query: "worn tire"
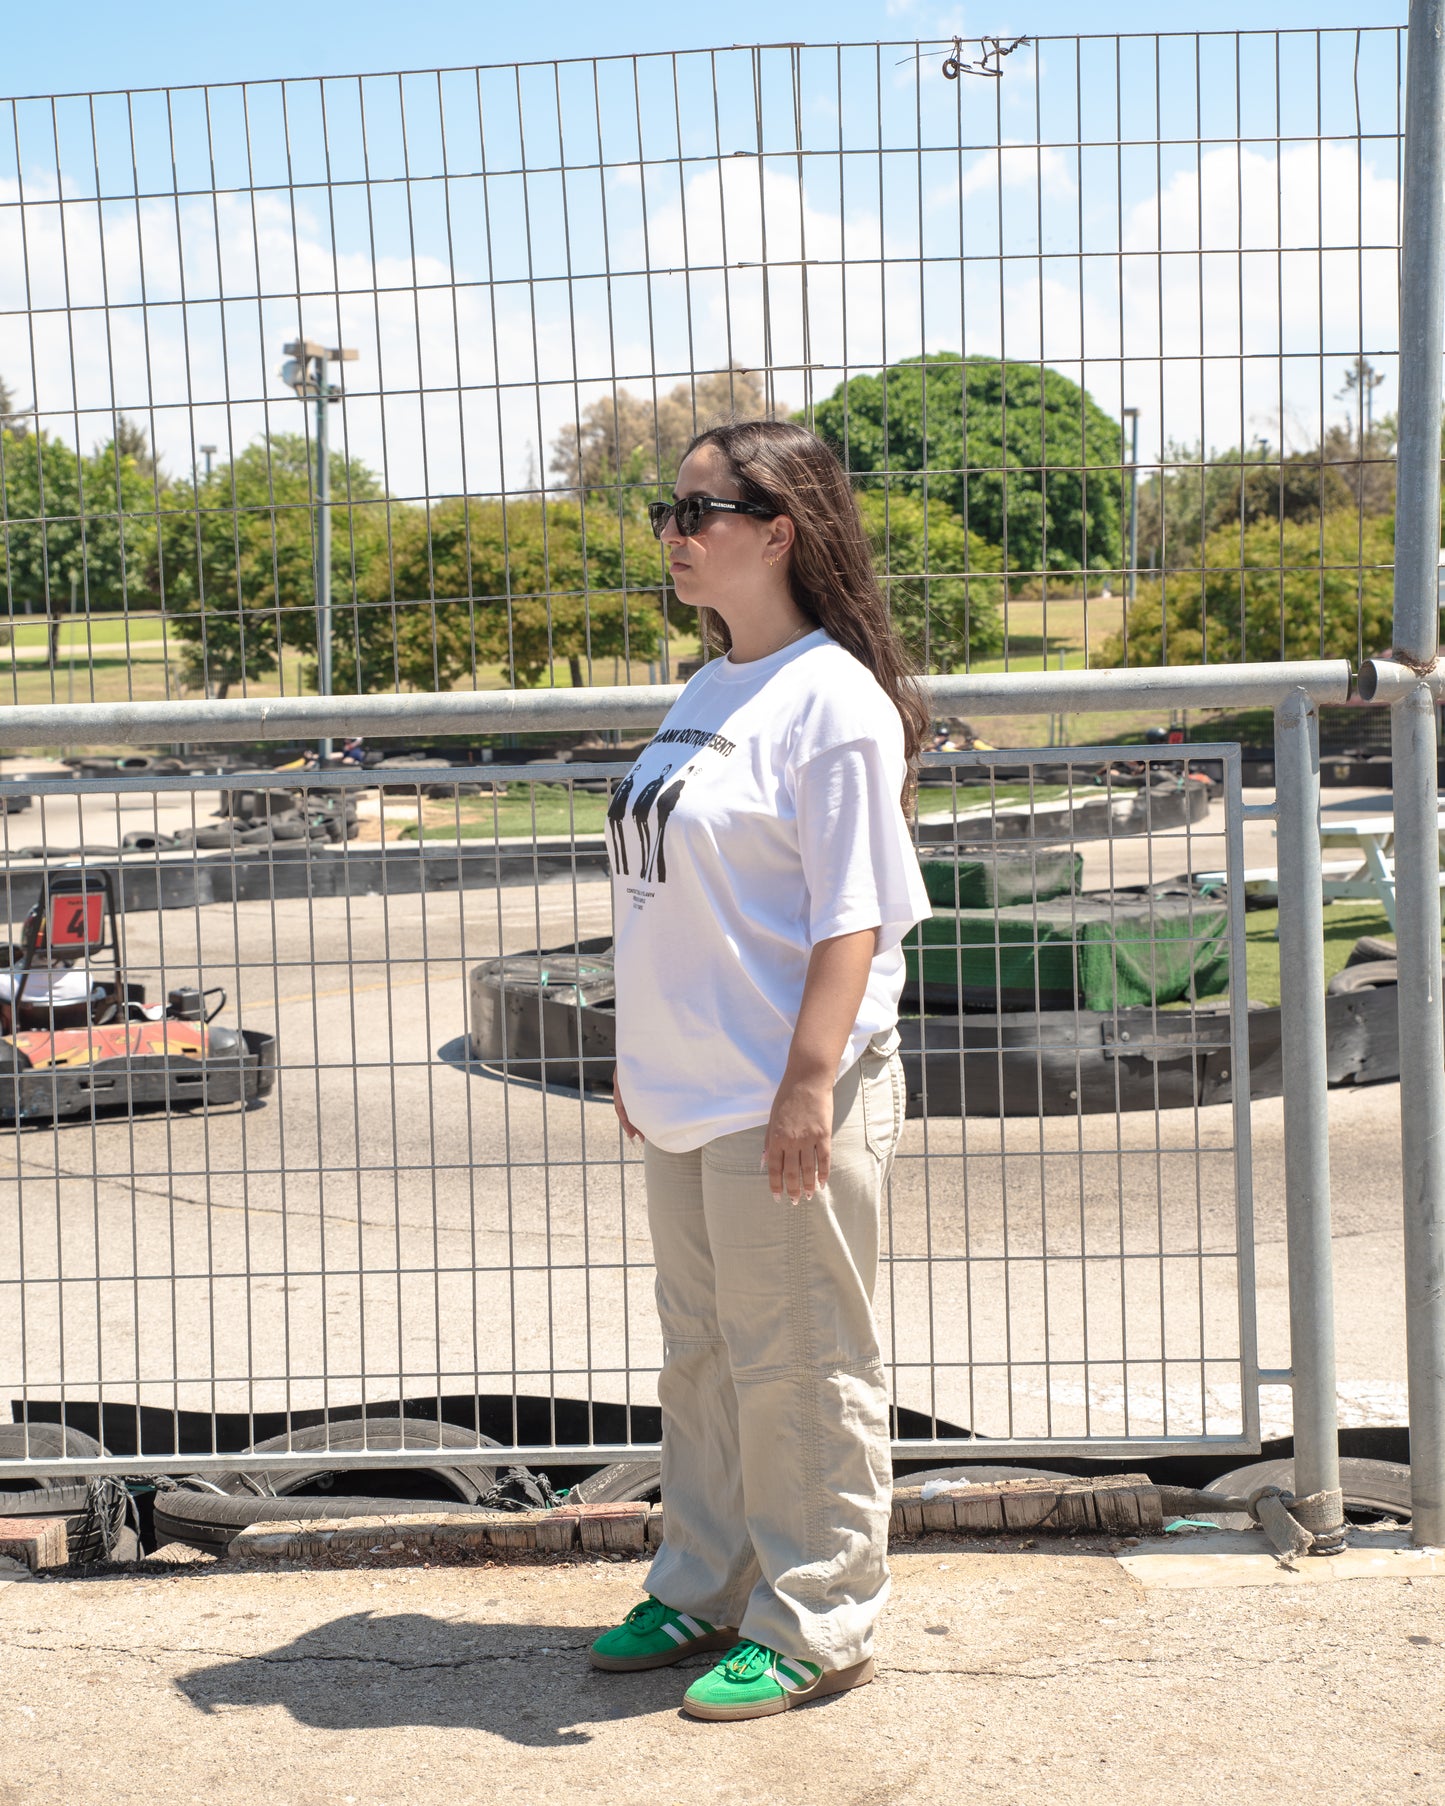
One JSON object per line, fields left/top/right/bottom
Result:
{"left": 0, "top": 1422, "right": 105, "bottom": 1472}
{"left": 0, "top": 1425, "right": 107, "bottom": 1534}
{"left": 569, "top": 1461, "right": 662, "bottom": 1505}
{"left": 1202, "top": 1456, "right": 1412, "bottom": 1528}
{"left": 209, "top": 1415, "right": 501, "bottom": 1505}
{"left": 569, "top": 1459, "right": 1073, "bottom": 1507}
{"left": 153, "top": 1485, "right": 491, "bottom": 1552}
{"left": 1346, "top": 934, "right": 1398, "bottom": 969}
{"left": 1326, "top": 960, "right": 1399, "bottom": 995}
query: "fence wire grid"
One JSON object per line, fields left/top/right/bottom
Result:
{"left": 0, "top": 29, "right": 1405, "bottom": 718}
{"left": 0, "top": 747, "right": 1259, "bottom": 1471}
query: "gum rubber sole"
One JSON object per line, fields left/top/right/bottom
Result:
{"left": 681, "top": 1655, "right": 876, "bottom": 1721}
{"left": 589, "top": 1627, "right": 740, "bottom": 1672}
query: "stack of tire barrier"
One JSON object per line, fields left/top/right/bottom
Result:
{"left": 118, "top": 787, "right": 359, "bottom": 853}
{"left": 152, "top": 1414, "right": 506, "bottom": 1552}
{"left": 469, "top": 917, "right": 1415, "bottom": 1117}
{"left": 0, "top": 1425, "right": 139, "bottom": 1563}
{"left": 917, "top": 776, "right": 1210, "bottom": 845}
{"left": 371, "top": 752, "right": 498, "bottom": 798}
{"left": 907, "top": 849, "right": 1230, "bottom": 1012}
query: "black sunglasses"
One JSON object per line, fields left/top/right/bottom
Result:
{"left": 648, "top": 495, "right": 776, "bottom": 539}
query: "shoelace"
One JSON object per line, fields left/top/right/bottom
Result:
{"left": 622, "top": 1596, "right": 668, "bottom": 1633}
{"left": 720, "top": 1640, "right": 773, "bottom": 1682}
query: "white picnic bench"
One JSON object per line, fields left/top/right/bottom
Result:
{"left": 1199, "top": 806, "right": 1445, "bottom": 930}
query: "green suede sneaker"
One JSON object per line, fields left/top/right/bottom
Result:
{"left": 589, "top": 1596, "right": 739, "bottom": 1672}
{"left": 681, "top": 1640, "right": 876, "bottom": 1721}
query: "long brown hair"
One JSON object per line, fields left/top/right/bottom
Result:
{"left": 683, "top": 418, "right": 929, "bottom": 806}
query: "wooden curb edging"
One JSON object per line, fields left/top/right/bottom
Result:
{"left": 222, "top": 1475, "right": 1163, "bottom": 1563}
{"left": 0, "top": 1516, "right": 69, "bottom": 1571}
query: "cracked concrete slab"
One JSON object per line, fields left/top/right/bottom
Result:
{"left": 0, "top": 1539, "right": 1441, "bottom": 1805}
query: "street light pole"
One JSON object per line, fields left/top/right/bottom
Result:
{"left": 280, "top": 338, "right": 357, "bottom": 760}
{"left": 1122, "top": 406, "right": 1140, "bottom": 610}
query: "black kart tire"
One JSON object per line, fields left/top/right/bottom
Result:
{"left": 182, "top": 827, "right": 244, "bottom": 850}
{"left": 154, "top": 1486, "right": 491, "bottom": 1551}
{"left": 0, "top": 1422, "right": 105, "bottom": 1467}
{"left": 210, "top": 1415, "right": 501, "bottom": 1505}
{"left": 569, "top": 1461, "right": 662, "bottom": 1505}
{"left": 1327, "top": 960, "right": 1399, "bottom": 995}
{"left": 1345, "top": 935, "right": 1398, "bottom": 969}
{"left": 0, "top": 1424, "right": 106, "bottom": 1526}
{"left": 1202, "top": 1456, "right": 1412, "bottom": 1528}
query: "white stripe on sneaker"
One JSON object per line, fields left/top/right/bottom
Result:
{"left": 774, "top": 1658, "right": 820, "bottom": 1692}
{"left": 676, "top": 1613, "right": 707, "bottom": 1637}
{"left": 660, "top": 1622, "right": 689, "bottom": 1646}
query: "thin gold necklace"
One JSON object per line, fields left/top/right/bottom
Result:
{"left": 726, "top": 620, "right": 816, "bottom": 664}
{"left": 745, "top": 620, "right": 814, "bottom": 660}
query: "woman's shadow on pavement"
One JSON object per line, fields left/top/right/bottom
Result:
{"left": 176, "top": 1611, "right": 687, "bottom": 1746}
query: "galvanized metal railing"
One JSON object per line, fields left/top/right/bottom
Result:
{"left": 0, "top": 661, "right": 1353, "bottom": 1558}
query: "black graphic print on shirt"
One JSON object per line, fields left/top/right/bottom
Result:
{"left": 650, "top": 773, "right": 688, "bottom": 883}
{"left": 606, "top": 770, "right": 636, "bottom": 874}
{"left": 629, "top": 764, "right": 674, "bottom": 883}
{"left": 608, "top": 724, "right": 734, "bottom": 889}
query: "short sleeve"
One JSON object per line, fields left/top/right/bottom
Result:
{"left": 793, "top": 740, "right": 932, "bottom": 951}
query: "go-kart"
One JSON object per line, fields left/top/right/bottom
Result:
{"left": 0, "top": 872, "right": 277, "bottom": 1123}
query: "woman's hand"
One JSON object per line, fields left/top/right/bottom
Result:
{"left": 763, "top": 1072, "right": 834, "bottom": 1203}
{"left": 613, "top": 1067, "right": 643, "bottom": 1144}
{"left": 764, "top": 927, "right": 878, "bottom": 1203}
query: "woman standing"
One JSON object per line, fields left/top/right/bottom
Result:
{"left": 589, "top": 419, "right": 931, "bottom": 1722}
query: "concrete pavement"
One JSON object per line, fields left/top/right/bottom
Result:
{"left": 1, "top": 1530, "right": 1441, "bottom": 1805}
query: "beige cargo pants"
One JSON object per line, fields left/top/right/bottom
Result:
{"left": 640, "top": 1031, "right": 904, "bottom": 1670}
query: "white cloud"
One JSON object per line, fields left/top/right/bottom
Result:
{"left": 0, "top": 133, "right": 1401, "bottom": 508}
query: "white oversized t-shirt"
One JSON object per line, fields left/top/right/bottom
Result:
{"left": 609, "top": 629, "right": 931, "bottom": 1153}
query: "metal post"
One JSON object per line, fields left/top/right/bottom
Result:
{"left": 1390, "top": 0, "right": 1445, "bottom": 1548}
{"left": 315, "top": 355, "right": 333, "bottom": 763}
{"left": 1273, "top": 689, "right": 1345, "bottom": 1547}
{"left": 282, "top": 337, "right": 355, "bottom": 763}
{"left": 1124, "top": 406, "right": 1140, "bottom": 608}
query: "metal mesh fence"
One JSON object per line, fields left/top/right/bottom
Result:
{"left": 0, "top": 30, "right": 1404, "bottom": 714}
{"left": 0, "top": 746, "right": 1259, "bottom": 1473}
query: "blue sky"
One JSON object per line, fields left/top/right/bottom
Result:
{"left": 0, "top": 6, "right": 1405, "bottom": 504}
{"left": 2, "top": 3, "right": 1404, "bottom": 98}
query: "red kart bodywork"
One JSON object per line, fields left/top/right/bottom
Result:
{"left": 0, "top": 872, "right": 276, "bottom": 1122}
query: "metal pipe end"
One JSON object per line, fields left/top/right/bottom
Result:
{"left": 1358, "top": 657, "right": 1445, "bottom": 704}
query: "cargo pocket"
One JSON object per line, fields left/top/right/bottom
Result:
{"left": 861, "top": 1033, "right": 903, "bottom": 1162}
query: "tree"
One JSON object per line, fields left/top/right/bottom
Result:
{"left": 0, "top": 426, "right": 162, "bottom": 622}
{"left": 0, "top": 374, "right": 30, "bottom": 435}
{"left": 152, "top": 435, "right": 391, "bottom": 697}
{"left": 1101, "top": 511, "right": 1396, "bottom": 667}
{"left": 550, "top": 368, "right": 768, "bottom": 498}
{"left": 812, "top": 354, "right": 1125, "bottom": 579}
{"left": 854, "top": 490, "right": 1003, "bottom": 668}
{"left": 374, "top": 497, "right": 666, "bottom": 689}
{"left": 111, "top": 415, "right": 157, "bottom": 478}
{"left": 1136, "top": 438, "right": 1368, "bottom": 580}
{"left": 1338, "top": 355, "right": 1387, "bottom": 450}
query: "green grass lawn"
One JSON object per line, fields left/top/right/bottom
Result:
{"left": 1236, "top": 899, "right": 1411, "bottom": 1008}
{"left": 402, "top": 784, "right": 613, "bottom": 840}
{"left": 404, "top": 778, "right": 1072, "bottom": 843}
{"left": 917, "top": 782, "right": 1071, "bottom": 815}
{"left": 9, "top": 613, "right": 169, "bottom": 649}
